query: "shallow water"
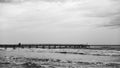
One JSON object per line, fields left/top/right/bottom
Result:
{"left": 0, "top": 48, "right": 120, "bottom": 68}
{"left": 0, "top": 63, "right": 120, "bottom": 68}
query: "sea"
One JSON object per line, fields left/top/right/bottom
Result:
{"left": 0, "top": 47, "right": 120, "bottom": 68}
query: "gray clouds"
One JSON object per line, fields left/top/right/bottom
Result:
{"left": 1, "top": 0, "right": 120, "bottom": 30}
{"left": 0, "top": 0, "right": 120, "bottom": 44}
{"left": 101, "top": 15, "right": 120, "bottom": 28}
{"left": 0, "top": 0, "right": 120, "bottom": 31}
{"left": 0, "top": 0, "right": 25, "bottom": 3}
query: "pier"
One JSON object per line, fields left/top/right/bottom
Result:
{"left": 0, "top": 43, "right": 90, "bottom": 49}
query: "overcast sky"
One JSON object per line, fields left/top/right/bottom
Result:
{"left": 0, "top": 0, "right": 120, "bottom": 44}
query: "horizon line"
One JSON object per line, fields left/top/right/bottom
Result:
{"left": 0, "top": 43, "right": 120, "bottom": 45}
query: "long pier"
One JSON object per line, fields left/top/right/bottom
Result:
{"left": 0, "top": 43, "right": 90, "bottom": 49}
{"left": 0, "top": 43, "right": 120, "bottom": 50}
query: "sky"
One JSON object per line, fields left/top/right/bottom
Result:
{"left": 0, "top": 0, "right": 120, "bottom": 44}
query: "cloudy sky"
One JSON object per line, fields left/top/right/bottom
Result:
{"left": 0, "top": 0, "right": 120, "bottom": 44}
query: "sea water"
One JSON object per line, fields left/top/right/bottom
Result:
{"left": 0, "top": 48, "right": 120, "bottom": 68}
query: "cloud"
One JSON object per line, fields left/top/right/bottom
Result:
{"left": 0, "top": 0, "right": 26, "bottom": 3}
{"left": 0, "top": 0, "right": 120, "bottom": 32}
{"left": 0, "top": 0, "right": 120, "bottom": 44}
{"left": 100, "top": 15, "right": 120, "bottom": 28}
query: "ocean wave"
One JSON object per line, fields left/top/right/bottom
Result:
{"left": 1, "top": 48, "right": 120, "bottom": 56}
{"left": 0, "top": 56, "right": 120, "bottom": 66}
{"left": 55, "top": 51, "right": 120, "bottom": 56}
